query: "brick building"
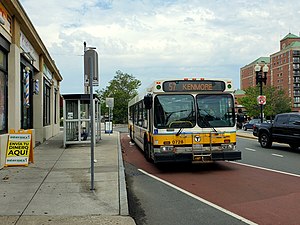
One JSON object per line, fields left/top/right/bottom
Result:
{"left": 240, "top": 57, "right": 270, "bottom": 89}
{"left": 240, "top": 33, "right": 300, "bottom": 112}
{"left": 270, "top": 33, "right": 300, "bottom": 111}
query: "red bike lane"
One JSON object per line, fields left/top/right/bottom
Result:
{"left": 121, "top": 134, "right": 300, "bottom": 225}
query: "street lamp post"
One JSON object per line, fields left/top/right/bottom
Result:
{"left": 255, "top": 63, "right": 269, "bottom": 123}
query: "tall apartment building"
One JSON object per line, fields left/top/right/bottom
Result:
{"left": 270, "top": 33, "right": 300, "bottom": 111}
{"left": 240, "top": 33, "right": 300, "bottom": 112}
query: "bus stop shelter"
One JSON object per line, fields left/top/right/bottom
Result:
{"left": 62, "top": 94, "right": 101, "bottom": 148}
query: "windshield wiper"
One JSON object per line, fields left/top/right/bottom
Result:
{"left": 198, "top": 109, "right": 218, "bottom": 133}
{"left": 176, "top": 127, "right": 183, "bottom": 136}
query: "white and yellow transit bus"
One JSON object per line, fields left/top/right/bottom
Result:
{"left": 128, "top": 78, "right": 241, "bottom": 163}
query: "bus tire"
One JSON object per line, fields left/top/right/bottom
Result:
{"left": 144, "top": 138, "right": 152, "bottom": 162}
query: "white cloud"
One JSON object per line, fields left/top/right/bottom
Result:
{"left": 19, "top": 0, "right": 300, "bottom": 93}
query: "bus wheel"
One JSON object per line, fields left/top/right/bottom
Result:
{"left": 144, "top": 139, "right": 152, "bottom": 162}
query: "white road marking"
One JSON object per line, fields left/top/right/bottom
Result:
{"left": 245, "top": 148, "right": 256, "bottom": 152}
{"left": 138, "top": 169, "right": 258, "bottom": 225}
{"left": 229, "top": 161, "right": 300, "bottom": 177}
{"left": 271, "top": 154, "right": 283, "bottom": 158}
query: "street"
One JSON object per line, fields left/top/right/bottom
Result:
{"left": 120, "top": 131, "right": 300, "bottom": 225}
{"left": 237, "top": 133, "right": 300, "bottom": 175}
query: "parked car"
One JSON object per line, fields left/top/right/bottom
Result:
{"left": 242, "top": 119, "right": 262, "bottom": 131}
{"left": 253, "top": 112, "right": 300, "bottom": 149}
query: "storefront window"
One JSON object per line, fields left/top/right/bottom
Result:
{"left": 0, "top": 71, "right": 6, "bottom": 133}
{"left": 0, "top": 49, "right": 7, "bottom": 134}
{"left": 54, "top": 90, "right": 57, "bottom": 124}
{"left": 44, "top": 79, "right": 51, "bottom": 126}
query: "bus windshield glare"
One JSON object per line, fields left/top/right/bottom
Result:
{"left": 196, "top": 94, "right": 235, "bottom": 128}
{"left": 154, "top": 94, "right": 196, "bottom": 129}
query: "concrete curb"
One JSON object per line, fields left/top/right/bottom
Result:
{"left": 117, "top": 131, "right": 129, "bottom": 216}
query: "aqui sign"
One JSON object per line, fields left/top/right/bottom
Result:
{"left": 5, "top": 129, "right": 34, "bottom": 166}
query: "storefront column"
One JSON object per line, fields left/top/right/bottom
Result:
{"left": 33, "top": 55, "right": 44, "bottom": 143}
{"left": 8, "top": 18, "right": 22, "bottom": 131}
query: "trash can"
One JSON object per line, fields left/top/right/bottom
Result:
{"left": 105, "top": 120, "right": 113, "bottom": 134}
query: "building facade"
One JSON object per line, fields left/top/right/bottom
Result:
{"left": 270, "top": 33, "right": 300, "bottom": 111}
{"left": 0, "top": 0, "right": 63, "bottom": 168}
{"left": 240, "top": 33, "right": 300, "bottom": 112}
{"left": 240, "top": 57, "right": 270, "bottom": 89}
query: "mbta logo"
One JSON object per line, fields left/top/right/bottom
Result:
{"left": 194, "top": 135, "right": 201, "bottom": 142}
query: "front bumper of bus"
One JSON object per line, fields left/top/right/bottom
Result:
{"left": 153, "top": 151, "right": 241, "bottom": 163}
{"left": 153, "top": 145, "right": 241, "bottom": 163}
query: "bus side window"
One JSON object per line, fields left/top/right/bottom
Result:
{"left": 129, "top": 106, "right": 133, "bottom": 121}
{"left": 138, "top": 101, "right": 143, "bottom": 127}
{"left": 134, "top": 104, "right": 138, "bottom": 125}
{"left": 143, "top": 104, "right": 148, "bottom": 129}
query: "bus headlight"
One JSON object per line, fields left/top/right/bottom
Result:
{"left": 160, "top": 146, "right": 174, "bottom": 152}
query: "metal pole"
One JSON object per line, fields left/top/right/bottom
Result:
{"left": 108, "top": 107, "right": 111, "bottom": 135}
{"left": 260, "top": 77, "right": 263, "bottom": 123}
{"left": 84, "top": 42, "right": 87, "bottom": 94}
{"left": 89, "top": 54, "right": 95, "bottom": 191}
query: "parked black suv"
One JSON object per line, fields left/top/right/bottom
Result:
{"left": 253, "top": 112, "right": 300, "bottom": 149}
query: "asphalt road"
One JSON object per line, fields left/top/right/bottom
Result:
{"left": 125, "top": 162, "right": 248, "bottom": 225}
{"left": 121, "top": 133, "right": 300, "bottom": 225}
{"left": 237, "top": 134, "right": 300, "bottom": 175}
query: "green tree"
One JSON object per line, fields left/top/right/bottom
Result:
{"left": 239, "top": 86, "right": 291, "bottom": 119}
{"left": 96, "top": 70, "right": 141, "bottom": 124}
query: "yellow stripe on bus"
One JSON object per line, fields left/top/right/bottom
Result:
{"left": 152, "top": 133, "right": 236, "bottom": 145}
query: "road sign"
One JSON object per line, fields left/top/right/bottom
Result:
{"left": 84, "top": 49, "right": 99, "bottom": 86}
{"left": 106, "top": 98, "right": 114, "bottom": 109}
{"left": 257, "top": 95, "right": 266, "bottom": 105}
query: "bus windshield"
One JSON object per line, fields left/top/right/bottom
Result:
{"left": 196, "top": 94, "right": 235, "bottom": 128}
{"left": 154, "top": 94, "right": 196, "bottom": 129}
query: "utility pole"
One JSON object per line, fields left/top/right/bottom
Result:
{"left": 83, "top": 42, "right": 99, "bottom": 191}
{"left": 255, "top": 63, "right": 269, "bottom": 123}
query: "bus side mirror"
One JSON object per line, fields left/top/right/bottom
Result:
{"left": 144, "top": 94, "right": 152, "bottom": 109}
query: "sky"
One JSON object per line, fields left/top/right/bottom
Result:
{"left": 19, "top": 0, "right": 300, "bottom": 94}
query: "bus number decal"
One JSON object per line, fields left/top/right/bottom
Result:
{"left": 172, "top": 140, "right": 184, "bottom": 145}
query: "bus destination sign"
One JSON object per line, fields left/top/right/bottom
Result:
{"left": 163, "top": 80, "right": 226, "bottom": 92}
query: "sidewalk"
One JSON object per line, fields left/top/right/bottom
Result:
{"left": 236, "top": 129, "right": 257, "bottom": 139}
{"left": 0, "top": 131, "right": 136, "bottom": 225}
